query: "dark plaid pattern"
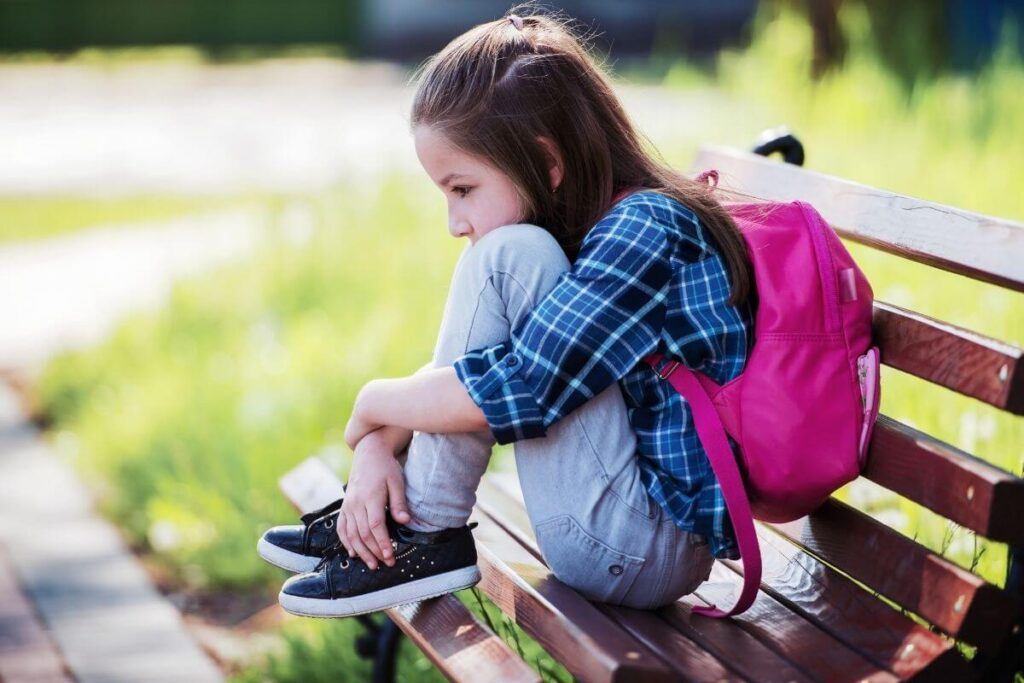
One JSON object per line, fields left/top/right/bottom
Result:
{"left": 453, "top": 191, "right": 754, "bottom": 559}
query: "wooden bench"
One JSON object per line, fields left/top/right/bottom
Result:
{"left": 277, "top": 134, "right": 1024, "bottom": 682}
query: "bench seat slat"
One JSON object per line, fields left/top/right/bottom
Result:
{"left": 277, "top": 458, "right": 540, "bottom": 683}
{"left": 482, "top": 473, "right": 962, "bottom": 681}
{"left": 477, "top": 476, "right": 817, "bottom": 683}
{"left": 479, "top": 475, "right": 950, "bottom": 683}
{"left": 768, "top": 498, "right": 1020, "bottom": 651}
{"left": 592, "top": 605, "right": 746, "bottom": 682}
{"left": 471, "top": 514, "right": 677, "bottom": 682}
{"left": 873, "top": 301, "right": 1024, "bottom": 415}
{"left": 656, "top": 596, "right": 817, "bottom": 683}
{"left": 691, "top": 563, "right": 901, "bottom": 682}
{"left": 865, "top": 415, "right": 1024, "bottom": 543}
{"left": 740, "top": 524, "right": 968, "bottom": 679}
{"left": 689, "top": 145, "right": 1024, "bottom": 292}
{"left": 389, "top": 598, "right": 540, "bottom": 683}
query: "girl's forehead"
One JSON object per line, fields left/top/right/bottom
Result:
{"left": 414, "top": 126, "right": 490, "bottom": 175}
{"left": 415, "top": 126, "right": 463, "bottom": 159}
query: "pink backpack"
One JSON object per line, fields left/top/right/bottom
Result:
{"left": 628, "top": 177, "right": 882, "bottom": 618}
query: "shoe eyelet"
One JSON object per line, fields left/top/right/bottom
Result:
{"left": 324, "top": 518, "right": 334, "bottom": 529}
{"left": 339, "top": 559, "right": 349, "bottom": 569}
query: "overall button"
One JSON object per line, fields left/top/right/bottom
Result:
{"left": 609, "top": 564, "right": 624, "bottom": 576}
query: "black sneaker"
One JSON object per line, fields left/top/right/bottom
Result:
{"left": 257, "top": 497, "right": 345, "bottom": 573}
{"left": 278, "top": 519, "right": 480, "bottom": 618}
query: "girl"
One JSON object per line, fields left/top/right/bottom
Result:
{"left": 266, "top": 8, "right": 756, "bottom": 618}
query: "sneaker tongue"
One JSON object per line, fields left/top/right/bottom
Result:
{"left": 300, "top": 497, "right": 343, "bottom": 527}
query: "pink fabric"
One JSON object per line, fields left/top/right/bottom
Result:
{"left": 619, "top": 189, "right": 881, "bottom": 618}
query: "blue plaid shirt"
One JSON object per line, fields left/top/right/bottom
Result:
{"left": 452, "top": 190, "right": 754, "bottom": 560}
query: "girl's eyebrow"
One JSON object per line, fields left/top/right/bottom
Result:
{"left": 440, "top": 172, "right": 468, "bottom": 187}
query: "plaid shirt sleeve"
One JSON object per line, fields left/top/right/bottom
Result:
{"left": 452, "top": 202, "right": 675, "bottom": 444}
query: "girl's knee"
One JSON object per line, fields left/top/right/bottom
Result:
{"left": 460, "top": 224, "right": 571, "bottom": 324}
{"left": 469, "top": 223, "right": 570, "bottom": 278}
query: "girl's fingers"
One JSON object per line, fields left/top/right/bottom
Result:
{"left": 355, "top": 510, "right": 388, "bottom": 566}
{"left": 349, "top": 511, "right": 380, "bottom": 570}
{"left": 366, "top": 508, "right": 393, "bottom": 566}
{"left": 387, "top": 473, "right": 411, "bottom": 525}
{"left": 336, "top": 512, "right": 354, "bottom": 557}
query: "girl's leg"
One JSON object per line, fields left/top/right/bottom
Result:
{"left": 403, "top": 224, "right": 713, "bottom": 609}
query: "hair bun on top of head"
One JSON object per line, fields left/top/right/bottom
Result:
{"left": 507, "top": 14, "right": 525, "bottom": 31}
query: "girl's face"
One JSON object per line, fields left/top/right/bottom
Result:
{"left": 414, "top": 125, "right": 527, "bottom": 245}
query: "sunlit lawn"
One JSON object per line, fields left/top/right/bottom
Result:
{"left": 31, "top": 5, "right": 1023, "bottom": 681}
{"left": 0, "top": 194, "right": 263, "bottom": 243}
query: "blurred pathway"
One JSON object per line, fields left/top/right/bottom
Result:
{"left": 0, "top": 382, "right": 224, "bottom": 682}
{"left": 0, "top": 58, "right": 731, "bottom": 196}
{"left": 0, "top": 208, "right": 269, "bottom": 372}
{"left": 0, "top": 207, "right": 270, "bottom": 681}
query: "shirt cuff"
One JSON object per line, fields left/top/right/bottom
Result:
{"left": 452, "top": 341, "right": 548, "bottom": 445}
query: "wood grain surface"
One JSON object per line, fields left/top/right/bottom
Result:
{"left": 690, "top": 145, "right": 1024, "bottom": 292}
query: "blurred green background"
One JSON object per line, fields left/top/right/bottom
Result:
{"left": 1, "top": 0, "right": 1021, "bottom": 680}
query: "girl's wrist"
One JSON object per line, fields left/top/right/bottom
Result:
{"left": 373, "top": 424, "right": 414, "bottom": 454}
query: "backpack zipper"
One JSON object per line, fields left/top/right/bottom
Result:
{"left": 800, "top": 202, "right": 841, "bottom": 332}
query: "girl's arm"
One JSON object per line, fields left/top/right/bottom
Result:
{"left": 344, "top": 366, "right": 488, "bottom": 449}
{"left": 355, "top": 360, "right": 440, "bottom": 453}
{"left": 338, "top": 361, "right": 463, "bottom": 569}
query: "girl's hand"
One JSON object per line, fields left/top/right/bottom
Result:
{"left": 337, "top": 429, "right": 412, "bottom": 570}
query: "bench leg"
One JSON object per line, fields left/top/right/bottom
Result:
{"left": 355, "top": 614, "right": 402, "bottom": 683}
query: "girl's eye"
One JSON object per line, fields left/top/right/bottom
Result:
{"left": 452, "top": 186, "right": 472, "bottom": 198}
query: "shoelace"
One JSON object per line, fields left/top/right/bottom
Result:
{"left": 315, "top": 541, "right": 349, "bottom": 572}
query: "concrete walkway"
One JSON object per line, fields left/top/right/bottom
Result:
{"left": 0, "top": 383, "right": 224, "bottom": 682}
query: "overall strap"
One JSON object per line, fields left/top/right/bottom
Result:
{"left": 645, "top": 353, "right": 761, "bottom": 618}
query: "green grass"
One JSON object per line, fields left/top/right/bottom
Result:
{"left": 229, "top": 613, "right": 446, "bottom": 683}
{"left": 0, "top": 194, "right": 263, "bottom": 243}
{"left": 38, "top": 180, "right": 456, "bottom": 589}
{"left": 34, "top": 4, "right": 1024, "bottom": 680}
{"left": 230, "top": 588, "right": 571, "bottom": 683}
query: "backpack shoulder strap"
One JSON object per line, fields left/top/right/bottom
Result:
{"left": 645, "top": 354, "right": 761, "bottom": 618}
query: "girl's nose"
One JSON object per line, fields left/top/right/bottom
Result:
{"left": 448, "top": 218, "right": 471, "bottom": 239}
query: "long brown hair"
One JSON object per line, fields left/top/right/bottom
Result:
{"left": 409, "top": 5, "right": 752, "bottom": 306}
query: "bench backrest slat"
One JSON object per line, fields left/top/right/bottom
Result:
{"left": 278, "top": 457, "right": 347, "bottom": 514}
{"left": 865, "top": 415, "right": 1024, "bottom": 543}
{"left": 690, "top": 145, "right": 1024, "bottom": 292}
{"left": 873, "top": 301, "right": 1024, "bottom": 415}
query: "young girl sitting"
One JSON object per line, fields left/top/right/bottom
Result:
{"left": 260, "top": 9, "right": 756, "bottom": 618}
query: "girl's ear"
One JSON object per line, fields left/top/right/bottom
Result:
{"left": 535, "top": 136, "right": 565, "bottom": 192}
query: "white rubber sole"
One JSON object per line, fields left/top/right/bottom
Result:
{"left": 278, "top": 565, "right": 482, "bottom": 618}
{"left": 256, "top": 536, "right": 321, "bottom": 574}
